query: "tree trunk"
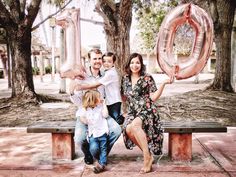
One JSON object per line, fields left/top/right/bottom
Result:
{"left": 8, "top": 27, "right": 38, "bottom": 101}
{"left": 96, "top": 1, "right": 132, "bottom": 75}
{"left": 211, "top": 24, "right": 233, "bottom": 91}
{"left": 208, "top": 1, "right": 235, "bottom": 92}
{"left": 105, "top": 18, "right": 131, "bottom": 74}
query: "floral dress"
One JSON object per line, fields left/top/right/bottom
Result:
{"left": 121, "top": 74, "right": 164, "bottom": 155}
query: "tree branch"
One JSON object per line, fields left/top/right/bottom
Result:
{"left": 95, "top": 1, "right": 113, "bottom": 30}
{"left": 31, "top": 0, "right": 72, "bottom": 31}
{"left": 80, "top": 17, "right": 103, "bottom": 26}
{"left": 103, "top": 0, "right": 116, "bottom": 11}
{"left": 119, "top": 0, "right": 132, "bottom": 22}
{"left": 26, "top": 0, "right": 42, "bottom": 27}
{"left": 207, "top": 0, "right": 219, "bottom": 28}
{"left": 0, "top": 1, "right": 16, "bottom": 27}
{"left": 8, "top": 0, "right": 21, "bottom": 22}
{"left": 20, "top": 0, "right": 27, "bottom": 18}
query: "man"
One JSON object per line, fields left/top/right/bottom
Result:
{"left": 62, "top": 48, "right": 121, "bottom": 165}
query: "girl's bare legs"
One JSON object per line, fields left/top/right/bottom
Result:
{"left": 126, "top": 117, "right": 154, "bottom": 173}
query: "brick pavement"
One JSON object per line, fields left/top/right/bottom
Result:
{"left": 1, "top": 73, "right": 236, "bottom": 177}
{"left": 0, "top": 127, "right": 235, "bottom": 177}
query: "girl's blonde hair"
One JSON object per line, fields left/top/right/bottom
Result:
{"left": 82, "top": 90, "right": 100, "bottom": 110}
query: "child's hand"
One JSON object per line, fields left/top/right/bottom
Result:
{"left": 80, "top": 116, "right": 87, "bottom": 124}
{"left": 122, "top": 113, "right": 127, "bottom": 118}
{"left": 102, "top": 102, "right": 109, "bottom": 118}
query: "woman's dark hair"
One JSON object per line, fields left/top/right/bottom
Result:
{"left": 125, "top": 53, "right": 146, "bottom": 76}
{"left": 102, "top": 52, "right": 116, "bottom": 63}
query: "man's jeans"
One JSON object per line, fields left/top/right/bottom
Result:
{"left": 89, "top": 133, "right": 108, "bottom": 166}
{"left": 74, "top": 116, "right": 122, "bottom": 159}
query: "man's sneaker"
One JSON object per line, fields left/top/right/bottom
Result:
{"left": 93, "top": 162, "right": 105, "bottom": 173}
{"left": 84, "top": 155, "right": 93, "bottom": 165}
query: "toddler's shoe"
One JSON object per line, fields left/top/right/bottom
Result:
{"left": 93, "top": 162, "right": 105, "bottom": 173}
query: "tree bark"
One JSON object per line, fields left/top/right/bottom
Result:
{"left": 0, "top": 0, "right": 42, "bottom": 102}
{"left": 7, "top": 26, "right": 38, "bottom": 101}
{"left": 95, "top": 0, "right": 132, "bottom": 75}
{"left": 208, "top": 0, "right": 235, "bottom": 92}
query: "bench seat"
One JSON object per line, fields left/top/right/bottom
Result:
{"left": 27, "top": 121, "right": 76, "bottom": 160}
{"left": 162, "top": 121, "right": 227, "bottom": 161}
{"left": 27, "top": 121, "right": 227, "bottom": 161}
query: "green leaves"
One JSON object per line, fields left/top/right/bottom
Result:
{"left": 134, "top": 0, "right": 177, "bottom": 53}
{"left": 47, "top": 0, "right": 65, "bottom": 7}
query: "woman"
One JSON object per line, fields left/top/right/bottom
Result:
{"left": 121, "top": 53, "right": 173, "bottom": 173}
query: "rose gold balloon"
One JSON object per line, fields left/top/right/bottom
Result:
{"left": 157, "top": 3, "right": 214, "bottom": 80}
{"left": 56, "top": 9, "right": 85, "bottom": 78}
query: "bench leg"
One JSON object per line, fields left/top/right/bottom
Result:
{"left": 52, "top": 133, "right": 75, "bottom": 160}
{"left": 168, "top": 133, "right": 192, "bottom": 161}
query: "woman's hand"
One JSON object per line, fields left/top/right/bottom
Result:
{"left": 150, "top": 75, "right": 174, "bottom": 102}
{"left": 163, "top": 75, "right": 175, "bottom": 85}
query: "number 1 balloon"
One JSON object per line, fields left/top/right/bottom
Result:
{"left": 157, "top": 3, "right": 214, "bottom": 80}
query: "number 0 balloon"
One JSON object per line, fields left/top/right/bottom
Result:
{"left": 157, "top": 3, "right": 214, "bottom": 80}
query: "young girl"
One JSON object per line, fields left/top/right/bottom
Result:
{"left": 79, "top": 90, "right": 109, "bottom": 173}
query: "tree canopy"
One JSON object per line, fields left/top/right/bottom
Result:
{"left": 134, "top": 0, "right": 177, "bottom": 53}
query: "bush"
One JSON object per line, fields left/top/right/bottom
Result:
{"left": 32, "top": 67, "right": 40, "bottom": 75}
{"left": 45, "top": 66, "right": 52, "bottom": 74}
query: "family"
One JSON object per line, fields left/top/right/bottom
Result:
{"left": 60, "top": 48, "right": 174, "bottom": 174}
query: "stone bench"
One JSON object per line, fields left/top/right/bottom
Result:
{"left": 27, "top": 121, "right": 75, "bottom": 160}
{"left": 163, "top": 121, "right": 227, "bottom": 161}
{"left": 27, "top": 121, "right": 227, "bottom": 161}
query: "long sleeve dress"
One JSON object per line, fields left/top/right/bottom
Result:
{"left": 121, "top": 74, "right": 164, "bottom": 155}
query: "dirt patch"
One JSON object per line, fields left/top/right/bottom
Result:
{"left": 0, "top": 90, "right": 236, "bottom": 127}
{"left": 158, "top": 90, "right": 236, "bottom": 126}
{"left": 0, "top": 94, "right": 77, "bottom": 127}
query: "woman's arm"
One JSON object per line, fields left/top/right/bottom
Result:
{"left": 150, "top": 76, "right": 174, "bottom": 102}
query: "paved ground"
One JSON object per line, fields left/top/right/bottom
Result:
{"left": 0, "top": 127, "right": 235, "bottom": 177}
{"left": 1, "top": 73, "right": 236, "bottom": 177}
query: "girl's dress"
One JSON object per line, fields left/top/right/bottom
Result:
{"left": 121, "top": 74, "right": 164, "bottom": 155}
